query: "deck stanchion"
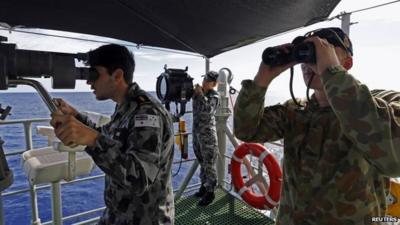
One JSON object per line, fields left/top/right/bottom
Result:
{"left": 174, "top": 160, "right": 199, "bottom": 200}
{"left": 216, "top": 68, "right": 231, "bottom": 189}
{"left": 22, "top": 122, "right": 42, "bottom": 225}
{"left": 23, "top": 122, "right": 33, "bottom": 151}
{"left": 51, "top": 182, "right": 62, "bottom": 225}
{"left": 29, "top": 184, "right": 42, "bottom": 225}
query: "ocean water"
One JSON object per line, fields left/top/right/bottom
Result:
{"left": 0, "top": 91, "right": 284, "bottom": 225}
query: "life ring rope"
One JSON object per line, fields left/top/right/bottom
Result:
{"left": 232, "top": 154, "right": 243, "bottom": 163}
{"left": 238, "top": 186, "right": 250, "bottom": 196}
{"left": 244, "top": 173, "right": 262, "bottom": 187}
{"left": 265, "top": 193, "right": 279, "bottom": 206}
{"left": 259, "top": 150, "right": 269, "bottom": 163}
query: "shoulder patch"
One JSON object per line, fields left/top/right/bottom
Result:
{"left": 134, "top": 114, "right": 160, "bottom": 128}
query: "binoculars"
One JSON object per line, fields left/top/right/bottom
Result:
{"left": 262, "top": 36, "right": 316, "bottom": 66}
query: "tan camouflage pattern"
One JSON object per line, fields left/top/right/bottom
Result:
{"left": 79, "top": 82, "right": 175, "bottom": 225}
{"left": 234, "top": 66, "right": 400, "bottom": 225}
{"left": 192, "top": 89, "right": 219, "bottom": 192}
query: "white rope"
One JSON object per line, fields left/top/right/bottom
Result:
{"left": 232, "top": 154, "right": 243, "bottom": 163}
{"left": 238, "top": 186, "right": 249, "bottom": 196}
{"left": 244, "top": 175, "right": 260, "bottom": 188}
{"left": 258, "top": 150, "right": 269, "bottom": 165}
{"left": 258, "top": 150, "right": 270, "bottom": 188}
{"left": 265, "top": 193, "right": 279, "bottom": 207}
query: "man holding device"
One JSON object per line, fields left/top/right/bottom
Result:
{"left": 234, "top": 27, "right": 400, "bottom": 224}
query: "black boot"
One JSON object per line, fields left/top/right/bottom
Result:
{"left": 194, "top": 186, "right": 207, "bottom": 198}
{"left": 198, "top": 191, "right": 215, "bottom": 206}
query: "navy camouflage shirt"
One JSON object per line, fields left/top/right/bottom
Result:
{"left": 79, "top": 82, "right": 175, "bottom": 225}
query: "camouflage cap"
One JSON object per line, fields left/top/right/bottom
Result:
{"left": 304, "top": 27, "right": 353, "bottom": 56}
{"left": 202, "top": 71, "right": 219, "bottom": 82}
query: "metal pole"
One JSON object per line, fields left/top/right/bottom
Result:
{"left": 205, "top": 57, "right": 210, "bottom": 73}
{"left": 8, "top": 79, "right": 57, "bottom": 113}
{"left": 67, "top": 152, "right": 76, "bottom": 181}
{"left": 216, "top": 118, "right": 227, "bottom": 188}
{"left": 23, "top": 122, "right": 42, "bottom": 225}
{"left": 341, "top": 12, "right": 351, "bottom": 36}
{"left": 51, "top": 182, "right": 62, "bottom": 225}
{"left": 215, "top": 68, "right": 231, "bottom": 189}
{"left": 29, "top": 184, "right": 41, "bottom": 225}
{"left": 23, "top": 122, "right": 33, "bottom": 150}
{"left": 225, "top": 124, "right": 239, "bottom": 148}
{"left": 174, "top": 160, "right": 199, "bottom": 201}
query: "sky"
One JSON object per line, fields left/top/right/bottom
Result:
{"left": 0, "top": 0, "right": 400, "bottom": 103}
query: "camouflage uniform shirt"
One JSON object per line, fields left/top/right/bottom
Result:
{"left": 192, "top": 89, "right": 219, "bottom": 192}
{"left": 78, "top": 83, "right": 175, "bottom": 225}
{"left": 234, "top": 65, "right": 400, "bottom": 225}
{"left": 193, "top": 89, "right": 219, "bottom": 128}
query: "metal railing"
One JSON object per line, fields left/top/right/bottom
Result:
{"left": 0, "top": 117, "right": 283, "bottom": 224}
{"left": 0, "top": 118, "right": 201, "bottom": 225}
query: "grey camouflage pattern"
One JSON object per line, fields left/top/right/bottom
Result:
{"left": 80, "top": 83, "right": 175, "bottom": 225}
{"left": 192, "top": 89, "right": 219, "bottom": 192}
{"left": 234, "top": 66, "right": 400, "bottom": 225}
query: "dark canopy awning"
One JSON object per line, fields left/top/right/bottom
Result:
{"left": 0, "top": 0, "right": 340, "bottom": 57}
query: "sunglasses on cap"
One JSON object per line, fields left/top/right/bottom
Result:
{"left": 304, "top": 28, "right": 353, "bottom": 56}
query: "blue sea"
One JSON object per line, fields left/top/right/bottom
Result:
{"left": 0, "top": 92, "right": 215, "bottom": 225}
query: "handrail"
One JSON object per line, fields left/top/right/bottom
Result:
{"left": 0, "top": 118, "right": 50, "bottom": 125}
{"left": 0, "top": 117, "right": 200, "bottom": 224}
{"left": 0, "top": 117, "right": 283, "bottom": 224}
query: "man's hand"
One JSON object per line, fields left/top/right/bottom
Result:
{"left": 254, "top": 43, "right": 297, "bottom": 87}
{"left": 52, "top": 98, "right": 78, "bottom": 116}
{"left": 194, "top": 84, "right": 203, "bottom": 96}
{"left": 50, "top": 112, "right": 98, "bottom": 147}
{"left": 304, "top": 36, "right": 341, "bottom": 75}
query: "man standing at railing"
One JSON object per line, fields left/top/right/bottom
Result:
{"left": 50, "top": 44, "right": 175, "bottom": 225}
{"left": 192, "top": 71, "right": 220, "bottom": 206}
{"left": 234, "top": 27, "right": 400, "bottom": 224}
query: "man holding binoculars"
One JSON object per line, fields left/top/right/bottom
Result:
{"left": 234, "top": 27, "right": 400, "bottom": 224}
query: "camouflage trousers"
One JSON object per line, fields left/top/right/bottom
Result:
{"left": 193, "top": 127, "right": 218, "bottom": 192}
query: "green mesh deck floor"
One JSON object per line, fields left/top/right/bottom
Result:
{"left": 176, "top": 188, "right": 275, "bottom": 225}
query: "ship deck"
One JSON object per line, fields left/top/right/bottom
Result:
{"left": 176, "top": 188, "right": 275, "bottom": 225}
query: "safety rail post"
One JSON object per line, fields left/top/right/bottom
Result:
{"left": 174, "top": 160, "right": 199, "bottom": 201}
{"left": 51, "top": 182, "right": 62, "bottom": 225}
{"left": 23, "top": 121, "right": 42, "bottom": 225}
{"left": 23, "top": 121, "right": 33, "bottom": 150}
{"left": 29, "top": 184, "right": 42, "bottom": 225}
{"left": 225, "top": 125, "right": 239, "bottom": 148}
{"left": 215, "top": 68, "right": 231, "bottom": 189}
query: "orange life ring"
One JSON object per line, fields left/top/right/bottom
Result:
{"left": 231, "top": 143, "right": 282, "bottom": 209}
